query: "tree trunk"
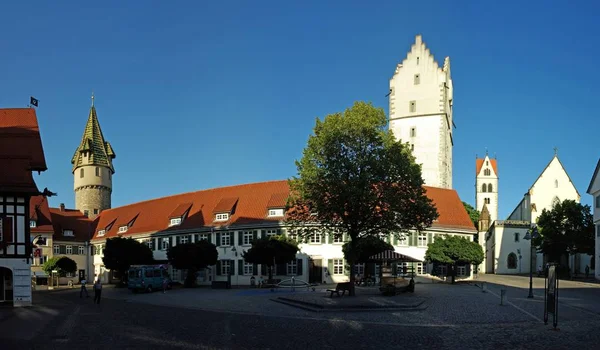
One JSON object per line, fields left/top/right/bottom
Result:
{"left": 268, "top": 265, "right": 273, "bottom": 280}
{"left": 348, "top": 237, "right": 358, "bottom": 296}
{"left": 451, "top": 264, "right": 456, "bottom": 284}
{"left": 185, "top": 269, "right": 197, "bottom": 288}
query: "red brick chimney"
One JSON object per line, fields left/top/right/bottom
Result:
{"left": 60, "top": 203, "right": 65, "bottom": 212}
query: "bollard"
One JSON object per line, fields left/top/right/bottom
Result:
{"left": 500, "top": 288, "right": 506, "bottom": 305}
{"left": 482, "top": 282, "right": 487, "bottom": 293}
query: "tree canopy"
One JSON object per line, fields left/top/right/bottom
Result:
{"left": 43, "top": 256, "right": 77, "bottom": 277}
{"left": 342, "top": 235, "right": 393, "bottom": 264}
{"left": 534, "top": 199, "right": 594, "bottom": 262}
{"left": 462, "top": 202, "right": 479, "bottom": 229}
{"left": 424, "top": 235, "right": 484, "bottom": 283}
{"left": 167, "top": 240, "right": 218, "bottom": 287}
{"left": 286, "top": 101, "right": 438, "bottom": 294}
{"left": 102, "top": 237, "right": 154, "bottom": 282}
{"left": 242, "top": 235, "right": 299, "bottom": 280}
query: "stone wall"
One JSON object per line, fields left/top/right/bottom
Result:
{"left": 75, "top": 185, "right": 111, "bottom": 220}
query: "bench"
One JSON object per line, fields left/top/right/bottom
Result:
{"left": 327, "top": 282, "right": 352, "bottom": 297}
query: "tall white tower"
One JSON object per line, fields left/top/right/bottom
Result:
{"left": 475, "top": 153, "right": 498, "bottom": 223}
{"left": 388, "top": 34, "right": 454, "bottom": 189}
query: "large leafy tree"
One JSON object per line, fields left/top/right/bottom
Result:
{"left": 462, "top": 202, "right": 479, "bottom": 230}
{"left": 43, "top": 256, "right": 77, "bottom": 277}
{"left": 242, "top": 235, "right": 299, "bottom": 280}
{"left": 342, "top": 235, "right": 393, "bottom": 264}
{"left": 102, "top": 237, "right": 154, "bottom": 283}
{"left": 167, "top": 240, "right": 218, "bottom": 287}
{"left": 534, "top": 199, "right": 594, "bottom": 263}
{"left": 286, "top": 101, "right": 438, "bottom": 295}
{"left": 424, "top": 235, "right": 484, "bottom": 283}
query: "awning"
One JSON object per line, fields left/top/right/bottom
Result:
{"left": 31, "top": 271, "right": 48, "bottom": 277}
{"left": 369, "top": 250, "right": 423, "bottom": 262}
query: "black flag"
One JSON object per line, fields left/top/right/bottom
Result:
{"left": 30, "top": 96, "right": 38, "bottom": 107}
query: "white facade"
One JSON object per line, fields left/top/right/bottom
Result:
{"left": 476, "top": 155, "right": 499, "bottom": 223}
{"left": 389, "top": 35, "right": 454, "bottom": 189}
{"left": 586, "top": 159, "right": 600, "bottom": 280}
{"left": 485, "top": 221, "right": 533, "bottom": 274}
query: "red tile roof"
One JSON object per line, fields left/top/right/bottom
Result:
{"left": 476, "top": 158, "right": 498, "bottom": 176}
{"left": 213, "top": 197, "right": 238, "bottom": 213}
{"left": 30, "top": 195, "right": 54, "bottom": 233}
{"left": 91, "top": 180, "right": 475, "bottom": 241}
{"left": 424, "top": 186, "right": 476, "bottom": 231}
{"left": 169, "top": 203, "right": 192, "bottom": 218}
{"left": 267, "top": 192, "right": 288, "bottom": 208}
{"left": 49, "top": 207, "right": 94, "bottom": 242}
{"left": 0, "top": 108, "right": 47, "bottom": 194}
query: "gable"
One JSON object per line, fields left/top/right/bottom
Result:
{"left": 476, "top": 156, "right": 498, "bottom": 177}
{"left": 586, "top": 159, "right": 600, "bottom": 195}
{"left": 530, "top": 156, "right": 580, "bottom": 198}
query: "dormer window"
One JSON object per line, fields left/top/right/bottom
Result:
{"left": 97, "top": 229, "right": 106, "bottom": 237}
{"left": 170, "top": 218, "right": 182, "bottom": 226}
{"left": 215, "top": 213, "right": 229, "bottom": 221}
{"left": 118, "top": 226, "right": 128, "bottom": 233}
{"left": 268, "top": 209, "right": 284, "bottom": 217}
{"left": 30, "top": 220, "right": 36, "bottom": 228}
{"left": 63, "top": 229, "right": 74, "bottom": 237}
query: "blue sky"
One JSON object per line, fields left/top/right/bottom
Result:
{"left": 1, "top": 1, "right": 598, "bottom": 218}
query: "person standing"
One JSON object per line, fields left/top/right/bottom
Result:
{"left": 93, "top": 275, "right": 102, "bottom": 304}
{"left": 80, "top": 278, "right": 89, "bottom": 298}
{"left": 585, "top": 265, "right": 590, "bottom": 278}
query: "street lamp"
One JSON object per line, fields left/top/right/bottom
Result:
{"left": 523, "top": 225, "right": 540, "bottom": 299}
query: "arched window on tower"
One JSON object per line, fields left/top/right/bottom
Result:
{"left": 485, "top": 198, "right": 491, "bottom": 205}
{"left": 554, "top": 179, "right": 558, "bottom": 188}
{"left": 507, "top": 253, "right": 517, "bottom": 269}
{"left": 484, "top": 168, "right": 491, "bottom": 176}
{"left": 488, "top": 183, "right": 493, "bottom": 192}
{"left": 95, "top": 167, "right": 100, "bottom": 177}
{"left": 80, "top": 168, "right": 84, "bottom": 178}
{"left": 481, "top": 184, "right": 487, "bottom": 192}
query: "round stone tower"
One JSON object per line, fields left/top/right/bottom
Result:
{"left": 72, "top": 94, "right": 116, "bottom": 220}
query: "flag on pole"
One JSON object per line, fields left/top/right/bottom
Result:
{"left": 30, "top": 97, "right": 39, "bottom": 107}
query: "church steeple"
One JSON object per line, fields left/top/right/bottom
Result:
{"left": 71, "top": 94, "right": 115, "bottom": 219}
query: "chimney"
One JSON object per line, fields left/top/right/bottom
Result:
{"left": 60, "top": 203, "right": 65, "bottom": 212}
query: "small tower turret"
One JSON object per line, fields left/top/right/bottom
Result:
{"left": 475, "top": 151, "right": 498, "bottom": 223}
{"left": 71, "top": 94, "right": 116, "bottom": 219}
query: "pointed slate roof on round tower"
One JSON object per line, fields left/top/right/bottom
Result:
{"left": 71, "top": 98, "right": 116, "bottom": 173}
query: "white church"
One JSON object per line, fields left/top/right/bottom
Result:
{"left": 479, "top": 151, "right": 594, "bottom": 276}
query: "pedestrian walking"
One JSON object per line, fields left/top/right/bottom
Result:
{"left": 585, "top": 265, "right": 590, "bottom": 278}
{"left": 93, "top": 275, "right": 102, "bottom": 304}
{"left": 80, "top": 278, "right": 89, "bottom": 298}
{"left": 162, "top": 277, "right": 168, "bottom": 294}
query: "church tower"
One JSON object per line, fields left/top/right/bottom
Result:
{"left": 475, "top": 153, "right": 498, "bottom": 223}
{"left": 71, "top": 94, "right": 116, "bottom": 220}
{"left": 388, "top": 34, "right": 454, "bottom": 189}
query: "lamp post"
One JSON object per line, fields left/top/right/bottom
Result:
{"left": 523, "top": 225, "right": 539, "bottom": 299}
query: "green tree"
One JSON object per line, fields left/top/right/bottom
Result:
{"left": 534, "top": 199, "right": 595, "bottom": 263}
{"left": 424, "top": 235, "right": 484, "bottom": 283}
{"left": 102, "top": 237, "right": 154, "bottom": 283}
{"left": 242, "top": 235, "right": 299, "bottom": 280}
{"left": 462, "top": 202, "right": 479, "bottom": 229}
{"left": 342, "top": 235, "right": 393, "bottom": 264}
{"left": 167, "top": 240, "right": 218, "bottom": 287}
{"left": 43, "top": 256, "right": 78, "bottom": 277}
{"left": 286, "top": 101, "right": 439, "bottom": 295}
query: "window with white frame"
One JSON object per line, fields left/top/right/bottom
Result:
{"left": 265, "top": 229, "right": 278, "bottom": 239}
{"left": 39, "top": 255, "right": 48, "bottom": 265}
{"left": 66, "top": 271, "right": 75, "bottom": 278}
{"left": 353, "top": 263, "right": 365, "bottom": 276}
{"left": 243, "top": 231, "right": 253, "bottom": 245}
{"left": 398, "top": 234, "right": 408, "bottom": 246}
{"left": 457, "top": 265, "right": 466, "bottom": 276}
{"left": 78, "top": 246, "right": 85, "bottom": 255}
{"left": 66, "top": 245, "right": 72, "bottom": 254}
{"left": 268, "top": 209, "right": 284, "bottom": 217}
{"left": 243, "top": 261, "right": 253, "bottom": 275}
{"left": 310, "top": 233, "right": 322, "bottom": 244}
{"left": 30, "top": 220, "right": 36, "bottom": 228}
{"left": 438, "top": 265, "right": 447, "bottom": 276}
{"left": 180, "top": 236, "right": 189, "bottom": 244}
{"left": 397, "top": 262, "right": 408, "bottom": 276}
{"left": 286, "top": 260, "right": 297, "bottom": 275}
{"left": 197, "top": 233, "right": 209, "bottom": 241}
{"left": 333, "top": 259, "right": 344, "bottom": 275}
{"left": 332, "top": 234, "right": 343, "bottom": 243}
{"left": 215, "top": 213, "right": 229, "bottom": 221}
{"left": 287, "top": 230, "right": 298, "bottom": 241}
{"left": 221, "top": 233, "right": 231, "bottom": 246}
{"left": 417, "top": 262, "right": 427, "bottom": 275}
{"left": 162, "top": 238, "right": 170, "bottom": 250}
{"left": 170, "top": 218, "right": 182, "bottom": 226}
{"left": 221, "top": 260, "right": 231, "bottom": 275}
{"left": 118, "top": 226, "right": 127, "bottom": 233}
{"left": 63, "top": 230, "right": 74, "bottom": 237}
{"left": 145, "top": 239, "right": 154, "bottom": 250}
{"left": 53, "top": 245, "right": 60, "bottom": 255}
{"left": 97, "top": 230, "right": 106, "bottom": 237}
{"left": 417, "top": 233, "right": 427, "bottom": 247}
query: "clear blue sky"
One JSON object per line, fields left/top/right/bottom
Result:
{"left": 1, "top": 0, "right": 598, "bottom": 218}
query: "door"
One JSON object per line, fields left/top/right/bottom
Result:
{"left": 78, "top": 269, "right": 85, "bottom": 282}
{"left": 309, "top": 259, "right": 322, "bottom": 284}
{"left": 0, "top": 267, "right": 12, "bottom": 303}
